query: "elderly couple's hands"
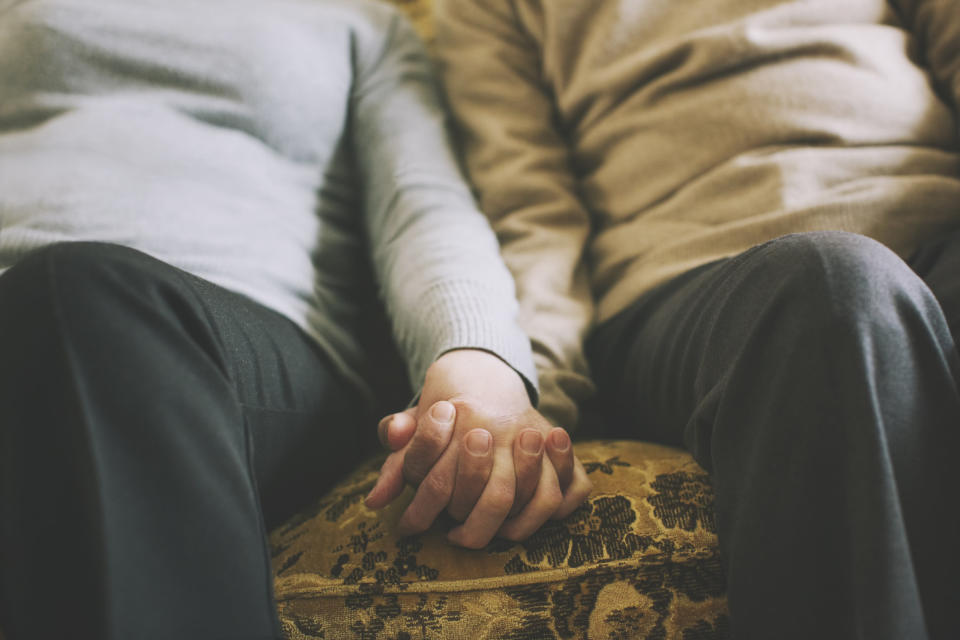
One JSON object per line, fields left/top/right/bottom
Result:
{"left": 364, "top": 349, "right": 592, "bottom": 548}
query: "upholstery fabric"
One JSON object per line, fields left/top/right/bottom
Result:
{"left": 269, "top": 441, "right": 727, "bottom": 639}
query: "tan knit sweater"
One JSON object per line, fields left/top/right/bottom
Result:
{"left": 434, "top": 0, "right": 960, "bottom": 430}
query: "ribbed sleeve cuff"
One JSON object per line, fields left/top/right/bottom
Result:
{"left": 401, "top": 279, "right": 539, "bottom": 405}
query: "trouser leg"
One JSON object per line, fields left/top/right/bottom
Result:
{"left": 0, "top": 242, "right": 367, "bottom": 640}
{"left": 588, "top": 231, "right": 960, "bottom": 640}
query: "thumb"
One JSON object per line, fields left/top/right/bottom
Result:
{"left": 377, "top": 407, "right": 418, "bottom": 450}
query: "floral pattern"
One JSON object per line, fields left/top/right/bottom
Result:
{"left": 503, "top": 495, "right": 663, "bottom": 573}
{"left": 649, "top": 472, "right": 717, "bottom": 533}
{"left": 270, "top": 439, "right": 727, "bottom": 639}
{"left": 329, "top": 524, "right": 440, "bottom": 587}
{"left": 584, "top": 455, "right": 631, "bottom": 475}
{"left": 497, "top": 559, "right": 727, "bottom": 640}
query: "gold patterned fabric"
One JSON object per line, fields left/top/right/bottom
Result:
{"left": 269, "top": 441, "right": 728, "bottom": 639}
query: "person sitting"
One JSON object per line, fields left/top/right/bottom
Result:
{"left": 381, "top": 0, "right": 960, "bottom": 637}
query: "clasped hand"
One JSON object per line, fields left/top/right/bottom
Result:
{"left": 364, "top": 349, "right": 592, "bottom": 548}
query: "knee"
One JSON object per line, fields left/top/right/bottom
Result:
{"left": 0, "top": 243, "right": 175, "bottom": 375}
{"left": 1, "top": 242, "right": 163, "bottom": 319}
{"left": 741, "top": 231, "right": 932, "bottom": 333}
{"left": 8, "top": 240, "right": 154, "bottom": 284}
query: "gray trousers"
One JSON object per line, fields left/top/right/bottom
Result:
{"left": 588, "top": 231, "right": 960, "bottom": 640}
{"left": 0, "top": 243, "right": 371, "bottom": 640}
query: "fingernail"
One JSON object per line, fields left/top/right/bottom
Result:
{"left": 431, "top": 401, "right": 455, "bottom": 423}
{"left": 550, "top": 429, "right": 571, "bottom": 452}
{"left": 465, "top": 430, "right": 491, "bottom": 455}
{"left": 520, "top": 430, "right": 542, "bottom": 455}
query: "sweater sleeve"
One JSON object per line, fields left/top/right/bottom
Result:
{"left": 349, "top": 9, "right": 538, "bottom": 399}
{"left": 894, "top": 0, "right": 960, "bottom": 125}
{"left": 433, "top": 0, "right": 595, "bottom": 431}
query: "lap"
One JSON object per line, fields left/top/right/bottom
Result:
{"left": 587, "top": 229, "right": 960, "bottom": 456}
{"left": 0, "top": 241, "right": 370, "bottom": 527}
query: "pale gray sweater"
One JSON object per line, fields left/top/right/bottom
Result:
{"left": 0, "top": 0, "right": 537, "bottom": 400}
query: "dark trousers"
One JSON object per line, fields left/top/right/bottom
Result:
{"left": 0, "top": 243, "right": 369, "bottom": 640}
{"left": 588, "top": 230, "right": 960, "bottom": 640}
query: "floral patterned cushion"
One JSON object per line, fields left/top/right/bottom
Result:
{"left": 269, "top": 440, "right": 728, "bottom": 639}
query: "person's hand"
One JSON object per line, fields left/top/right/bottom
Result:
{"left": 364, "top": 349, "right": 592, "bottom": 548}
{"left": 372, "top": 405, "right": 589, "bottom": 519}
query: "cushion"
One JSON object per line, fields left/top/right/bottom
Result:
{"left": 269, "top": 440, "right": 728, "bottom": 639}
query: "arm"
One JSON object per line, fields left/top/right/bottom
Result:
{"left": 350, "top": 10, "right": 536, "bottom": 395}
{"left": 433, "top": 0, "right": 596, "bottom": 433}
{"left": 351, "top": 10, "right": 590, "bottom": 545}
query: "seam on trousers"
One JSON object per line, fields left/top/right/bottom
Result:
{"left": 243, "top": 414, "right": 285, "bottom": 639}
{"left": 44, "top": 247, "right": 113, "bottom": 637}
{"left": 165, "top": 263, "right": 285, "bottom": 638}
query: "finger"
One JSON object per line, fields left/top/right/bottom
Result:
{"left": 447, "top": 447, "right": 516, "bottom": 549}
{"left": 396, "top": 448, "right": 458, "bottom": 536}
{"left": 508, "top": 428, "right": 543, "bottom": 518}
{"left": 377, "top": 408, "right": 418, "bottom": 450}
{"left": 545, "top": 427, "right": 574, "bottom": 491}
{"left": 447, "top": 429, "right": 494, "bottom": 522}
{"left": 551, "top": 456, "right": 593, "bottom": 520}
{"left": 498, "top": 458, "right": 564, "bottom": 541}
{"left": 364, "top": 450, "right": 407, "bottom": 510}
{"left": 402, "top": 401, "right": 456, "bottom": 486}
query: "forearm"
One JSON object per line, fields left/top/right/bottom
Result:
{"left": 436, "top": 0, "right": 595, "bottom": 430}
{"left": 350, "top": 10, "right": 537, "bottom": 395}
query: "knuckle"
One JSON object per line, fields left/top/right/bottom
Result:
{"left": 457, "top": 474, "right": 486, "bottom": 498}
{"left": 468, "top": 465, "right": 493, "bottom": 486}
{"left": 448, "top": 396, "right": 469, "bottom": 409}
{"left": 422, "top": 471, "right": 453, "bottom": 501}
{"left": 417, "top": 426, "right": 448, "bottom": 452}
{"left": 486, "top": 482, "right": 515, "bottom": 513}
{"left": 517, "top": 454, "right": 540, "bottom": 476}
{"left": 402, "top": 461, "right": 427, "bottom": 486}
{"left": 449, "top": 397, "right": 481, "bottom": 419}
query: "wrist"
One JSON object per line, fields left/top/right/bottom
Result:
{"left": 424, "top": 348, "right": 531, "bottom": 410}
